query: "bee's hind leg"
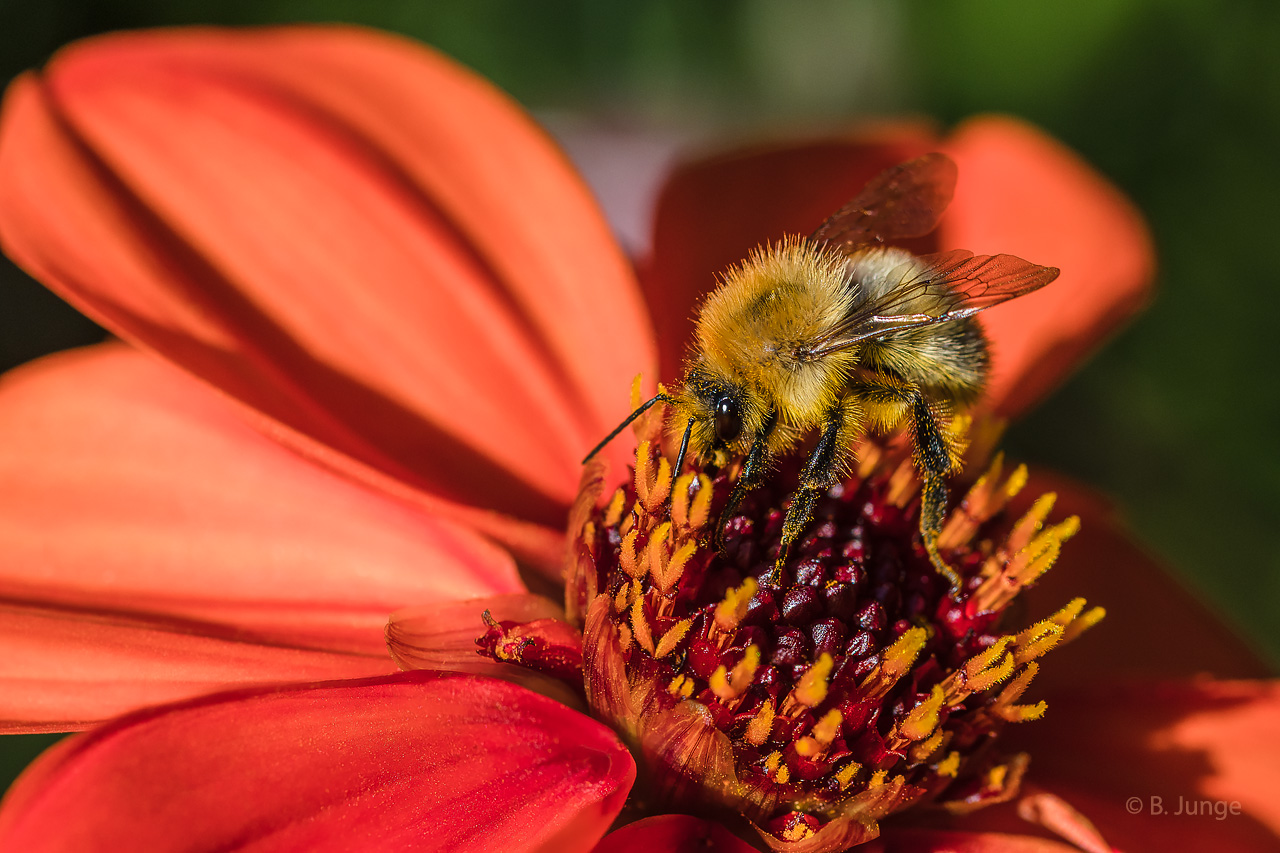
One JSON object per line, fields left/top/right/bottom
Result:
{"left": 908, "top": 394, "right": 964, "bottom": 597}
{"left": 770, "top": 399, "right": 861, "bottom": 585}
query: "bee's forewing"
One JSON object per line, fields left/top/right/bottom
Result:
{"left": 811, "top": 153, "right": 958, "bottom": 248}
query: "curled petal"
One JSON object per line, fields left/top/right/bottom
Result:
{"left": 0, "top": 26, "right": 655, "bottom": 567}
{"left": 0, "top": 672, "right": 636, "bottom": 853}
{"left": 941, "top": 116, "right": 1155, "bottom": 417}
{"left": 1000, "top": 679, "right": 1280, "bottom": 852}
{"left": 387, "top": 594, "right": 585, "bottom": 710}
{"left": 0, "top": 344, "right": 523, "bottom": 728}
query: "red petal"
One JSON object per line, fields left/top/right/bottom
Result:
{"left": 0, "top": 344, "right": 524, "bottom": 728}
{"left": 593, "top": 815, "right": 760, "bottom": 852}
{"left": 641, "top": 126, "right": 936, "bottom": 382}
{"left": 0, "top": 672, "right": 635, "bottom": 852}
{"left": 940, "top": 116, "right": 1155, "bottom": 417}
{"left": 0, "top": 26, "right": 654, "bottom": 558}
{"left": 1014, "top": 470, "right": 1271, "bottom": 690}
{"left": 996, "top": 680, "right": 1280, "bottom": 852}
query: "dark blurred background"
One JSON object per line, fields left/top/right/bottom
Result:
{"left": 2, "top": 0, "right": 1277, "bottom": 792}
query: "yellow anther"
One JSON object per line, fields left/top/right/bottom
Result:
{"left": 1048, "top": 597, "right": 1087, "bottom": 628}
{"left": 667, "top": 673, "right": 694, "bottom": 699}
{"left": 899, "top": 684, "right": 946, "bottom": 742}
{"left": 793, "top": 653, "right": 834, "bottom": 708}
{"left": 745, "top": 699, "right": 776, "bottom": 747}
{"left": 868, "top": 769, "right": 888, "bottom": 789}
{"left": 795, "top": 736, "right": 821, "bottom": 757}
{"left": 713, "top": 577, "right": 758, "bottom": 633}
{"left": 835, "top": 761, "right": 861, "bottom": 790}
{"left": 763, "top": 750, "right": 782, "bottom": 775}
{"left": 996, "top": 700, "right": 1047, "bottom": 723}
{"left": 634, "top": 441, "right": 673, "bottom": 511}
{"left": 1012, "top": 619, "right": 1064, "bottom": 665}
{"left": 709, "top": 665, "right": 733, "bottom": 701}
{"left": 629, "top": 373, "right": 644, "bottom": 410}
{"left": 1007, "top": 492, "right": 1057, "bottom": 553}
{"left": 1062, "top": 606, "right": 1106, "bottom": 645}
{"left": 885, "top": 627, "right": 928, "bottom": 678}
{"left": 654, "top": 619, "right": 692, "bottom": 659}
{"left": 909, "top": 728, "right": 945, "bottom": 762}
{"left": 965, "top": 639, "right": 1015, "bottom": 693}
{"left": 630, "top": 596, "right": 655, "bottom": 655}
{"left": 812, "top": 709, "right": 843, "bottom": 747}
{"left": 936, "top": 751, "right": 961, "bottom": 778}
{"left": 775, "top": 765, "right": 791, "bottom": 785}
{"left": 670, "top": 473, "right": 696, "bottom": 527}
{"left": 686, "top": 474, "right": 713, "bottom": 529}
{"left": 645, "top": 521, "right": 672, "bottom": 579}
{"left": 987, "top": 764, "right": 1008, "bottom": 790}
{"left": 731, "top": 645, "right": 760, "bottom": 690}
{"left": 1003, "top": 463, "right": 1029, "bottom": 503}
{"left": 654, "top": 540, "right": 696, "bottom": 594}
{"left": 619, "top": 529, "right": 642, "bottom": 579}
{"left": 996, "top": 662, "right": 1039, "bottom": 707}
{"left": 603, "top": 488, "right": 627, "bottom": 528}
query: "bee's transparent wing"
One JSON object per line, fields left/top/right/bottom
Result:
{"left": 804, "top": 250, "right": 1061, "bottom": 355}
{"left": 811, "top": 153, "right": 958, "bottom": 249}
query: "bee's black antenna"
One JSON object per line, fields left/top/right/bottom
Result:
{"left": 582, "top": 393, "right": 676, "bottom": 464}
{"left": 673, "top": 416, "right": 694, "bottom": 477}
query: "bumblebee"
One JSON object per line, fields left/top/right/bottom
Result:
{"left": 585, "top": 153, "right": 1059, "bottom": 594}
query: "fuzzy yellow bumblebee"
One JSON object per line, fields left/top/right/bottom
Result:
{"left": 585, "top": 154, "right": 1059, "bottom": 594}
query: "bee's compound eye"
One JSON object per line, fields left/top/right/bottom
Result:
{"left": 714, "top": 396, "right": 742, "bottom": 445}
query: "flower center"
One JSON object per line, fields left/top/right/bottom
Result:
{"left": 563, "top": 404, "right": 1103, "bottom": 849}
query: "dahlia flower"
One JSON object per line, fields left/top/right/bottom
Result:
{"left": 0, "top": 25, "right": 1274, "bottom": 852}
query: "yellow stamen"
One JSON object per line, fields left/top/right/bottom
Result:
{"left": 619, "top": 529, "right": 641, "bottom": 579}
{"left": 630, "top": 596, "right": 655, "bottom": 655}
{"left": 1063, "top": 606, "right": 1106, "bottom": 644}
{"left": 1012, "top": 619, "right": 1064, "bottom": 665}
{"left": 868, "top": 769, "right": 888, "bottom": 789}
{"left": 898, "top": 684, "right": 946, "bottom": 742}
{"left": 792, "top": 653, "right": 834, "bottom": 708}
{"left": 936, "top": 751, "right": 961, "bottom": 777}
{"left": 812, "top": 709, "right": 843, "bottom": 747}
{"left": 713, "top": 577, "right": 758, "bottom": 634}
{"left": 745, "top": 698, "right": 776, "bottom": 747}
{"left": 835, "top": 761, "right": 861, "bottom": 790}
{"left": 603, "top": 488, "right": 627, "bottom": 528}
{"left": 654, "top": 540, "right": 696, "bottom": 595}
{"left": 654, "top": 619, "right": 692, "bottom": 659}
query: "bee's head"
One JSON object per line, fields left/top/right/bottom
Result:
{"left": 669, "top": 363, "right": 761, "bottom": 467}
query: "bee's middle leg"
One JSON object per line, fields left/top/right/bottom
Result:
{"left": 770, "top": 398, "right": 862, "bottom": 584}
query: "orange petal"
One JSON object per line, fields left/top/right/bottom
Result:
{"left": 941, "top": 116, "right": 1155, "bottom": 417}
{"left": 1013, "top": 470, "right": 1271, "bottom": 691}
{"left": 0, "top": 672, "right": 635, "bottom": 852}
{"left": 0, "top": 26, "right": 655, "bottom": 559}
{"left": 0, "top": 604, "right": 392, "bottom": 734}
{"left": 641, "top": 125, "right": 936, "bottom": 382}
{"left": 998, "top": 680, "right": 1280, "bottom": 851}
{"left": 0, "top": 343, "right": 525, "bottom": 727}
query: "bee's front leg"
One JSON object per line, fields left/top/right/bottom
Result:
{"left": 714, "top": 410, "right": 776, "bottom": 553}
{"left": 770, "top": 398, "right": 862, "bottom": 585}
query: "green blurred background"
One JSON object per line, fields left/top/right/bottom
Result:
{"left": 1, "top": 0, "right": 1277, "bottom": 792}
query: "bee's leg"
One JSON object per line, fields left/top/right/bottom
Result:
{"left": 715, "top": 411, "right": 777, "bottom": 552}
{"left": 770, "top": 398, "right": 862, "bottom": 584}
{"left": 856, "top": 378, "right": 962, "bottom": 595}
{"left": 908, "top": 394, "right": 963, "bottom": 596}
